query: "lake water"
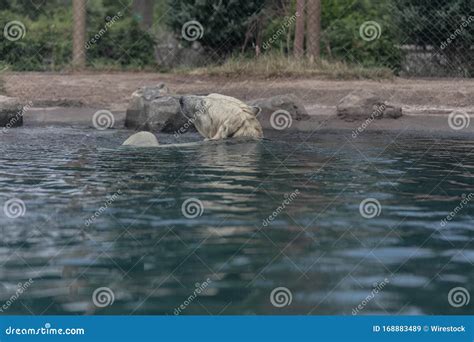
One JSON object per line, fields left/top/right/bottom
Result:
{"left": 0, "top": 127, "right": 473, "bottom": 315}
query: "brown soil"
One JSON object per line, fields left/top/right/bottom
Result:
{"left": 3, "top": 72, "right": 474, "bottom": 113}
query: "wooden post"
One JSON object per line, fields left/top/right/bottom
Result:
{"left": 72, "top": 0, "right": 87, "bottom": 69}
{"left": 307, "top": 0, "right": 321, "bottom": 63}
{"left": 294, "top": 0, "right": 305, "bottom": 59}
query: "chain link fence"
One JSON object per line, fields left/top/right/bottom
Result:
{"left": 0, "top": 0, "right": 472, "bottom": 77}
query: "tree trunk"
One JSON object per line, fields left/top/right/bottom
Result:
{"left": 133, "top": 0, "right": 154, "bottom": 31}
{"left": 293, "top": 0, "right": 305, "bottom": 58}
{"left": 307, "top": 0, "right": 321, "bottom": 63}
{"left": 72, "top": 0, "right": 87, "bottom": 69}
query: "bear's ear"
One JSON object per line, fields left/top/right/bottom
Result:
{"left": 250, "top": 106, "right": 262, "bottom": 117}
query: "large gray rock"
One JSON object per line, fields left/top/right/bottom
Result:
{"left": 125, "top": 84, "right": 193, "bottom": 133}
{"left": 248, "top": 94, "right": 310, "bottom": 125}
{"left": 337, "top": 90, "right": 402, "bottom": 121}
{"left": 0, "top": 96, "right": 24, "bottom": 128}
{"left": 122, "top": 131, "right": 159, "bottom": 147}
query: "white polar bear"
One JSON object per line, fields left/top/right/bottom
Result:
{"left": 179, "top": 93, "right": 263, "bottom": 140}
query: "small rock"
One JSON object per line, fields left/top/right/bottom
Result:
{"left": 337, "top": 90, "right": 402, "bottom": 121}
{"left": 248, "top": 94, "right": 310, "bottom": 124}
{"left": 0, "top": 96, "right": 24, "bottom": 128}
{"left": 122, "top": 131, "right": 159, "bottom": 147}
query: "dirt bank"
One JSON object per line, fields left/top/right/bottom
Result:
{"left": 3, "top": 72, "right": 474, "bottom": 111}
{"left": 2, "top": 72, "right": 473, "bottom": 135}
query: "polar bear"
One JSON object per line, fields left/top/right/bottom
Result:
{"left": 179, "top": 93, "right": 263, "bottom": 140}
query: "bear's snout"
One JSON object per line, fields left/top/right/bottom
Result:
{"left": 179, "top": 96, "right": 185, "bottom": 107}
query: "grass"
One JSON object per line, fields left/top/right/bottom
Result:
{"left": 177, "top": 54, "right": 394, "bottom": 80}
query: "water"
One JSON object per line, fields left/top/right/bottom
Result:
{"left": 0, "top": 127, "right": 473, "bottom": 315}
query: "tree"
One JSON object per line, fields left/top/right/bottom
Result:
{"left": 72, "top": 0, "right": 86, "bottom": 69}
{"left": 293, "top": 0, "right": 305, "bottom": 58}
{"left": 132, "top": 0, "right": 154, "bottom": 31}
{"left": 167, "top": 0, "right": 266, "bottom": 54}
{"left": 306, "top": 0, "right": 321, "bottom": 62}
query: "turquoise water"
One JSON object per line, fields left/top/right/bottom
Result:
{"left": 0, "top": 128, "right": 473, "bottom": 315}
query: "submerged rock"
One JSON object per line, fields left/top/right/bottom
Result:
{"left": 248, "top": 94, "right": 310, "bottom": 126}
{"left": 125, "top": 84, "right": 194, "bottom": 133}
{"left": 0, "top": 96, "right": 25, "bottom": 128}
{"left": 122, "top": 131, "right": 159, "bottom": 147}
{"left": 337, "top": 90, "right": 402, "bottom": 121}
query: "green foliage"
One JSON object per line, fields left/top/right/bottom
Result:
{"left": 167, "top": 0, "right": 266, "bottom": 53}
{"left": 320, "top": 0, "right": 402, "bottom": 70}
{"left": 0, "top": 0, "right": 155, "bottom": 71}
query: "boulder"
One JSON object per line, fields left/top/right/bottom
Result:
{"left": 248, "top": 94, "right": 310, "bottom": 124}
{"left": 337, "top": 90, "right": 402, "bottom": 121}
{"left": 125, "top": 84, "right": 194, "bottom": 133}
{"left": 0, "top": 96, "right": 24, "bottom": 128}
{"left": 122, "top": 131, "right": 159, "bottom": 147}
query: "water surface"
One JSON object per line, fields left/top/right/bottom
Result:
{"left": 0, "top": 127, "right": 473, "bottom": 315}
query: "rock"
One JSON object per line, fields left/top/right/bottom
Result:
{"left": 337, "top": 90, "right": 403, "bottom": 121}
{"left": 125, "top": 84, "right": 194, "bottom": 133}
{"left": 122, "top": 131, "right": 159, "bottom": 147}
{"left": 248, "top": 94, "right": 310, "bottom": 125}
{"left": 0, "top": 96, "right": 24, "bottom": 128}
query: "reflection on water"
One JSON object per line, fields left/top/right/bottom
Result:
{"left": 0, "top": 128, "right": 473, "bottom": 315}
